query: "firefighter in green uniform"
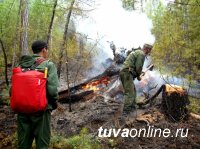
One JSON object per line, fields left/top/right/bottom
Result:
{"left": 119, "top": 43, "right": 153, "bottom": 112}
{"left": 16, "top": 40, "right": 59, "bottom": 149}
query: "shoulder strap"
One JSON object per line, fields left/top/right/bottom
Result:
{"left": 31, "top": 58, "right": 47, "bottom": 70}
{"left": 35, "top": 58, "right": 46, "bottom": 66}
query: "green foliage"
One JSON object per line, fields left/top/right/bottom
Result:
{"left": 0, "top": 0, "right": 97, "bottom": 82}
{"left": 121, "top": 0, "right": 136, "bottom": 10}
{"left": 2, "top": 128, "right": 101, "bottom": 148}
{"left": 147, "top": 0, "right": 200, "bottom": 81}
{"left": 50, "top": 127, "right": 101, "bottom": 149}
{"left": 188, "top": 97, "right": 200, "bottom": 114}
{"left": 108, "top": 139, "right": 115, "bottom": 148}
{"left": 29, "top": 0, "right": 52, "bottom": 41}
{"left": 121, "top": 0, "right": 159, "bottom": 11}
{"left": 0, "top": 86, "right": 10, "bottom": 105}
{"left": 0, "top": 0, "right": 19, "bottom": 59}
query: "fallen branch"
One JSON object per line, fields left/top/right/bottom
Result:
{"left": 139, "top": 84, "right": 165, "bottom": 106}
{"left": 190, "top": 112, "right": 200, "bottom": 121}
{"left": 59, "top": 90, "right": 94, "bottom": 103}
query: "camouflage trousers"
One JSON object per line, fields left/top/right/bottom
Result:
{"left": 119, "top": 69, "right": 136, "bottom": 111}
{"left": 17, "top": 110, "right": 51, "bottom": 149}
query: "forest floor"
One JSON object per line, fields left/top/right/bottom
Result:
{"left": 0, "top": 66, "right": 200, "bottom": 149}
{"left": 0, "top": 92, "right": 200, "bottom": 149}
{"left": 51, "top": 95, "right": 200, "bottom": 149}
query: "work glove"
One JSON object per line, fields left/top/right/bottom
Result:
{"left": 137, "top": 72, "right": 145, "bottom": 81}
{"left": 137, "top": 76, "right": 142, "bottom": 81}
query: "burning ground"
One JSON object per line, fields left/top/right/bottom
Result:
{"left": 51, "top": 68, "right": 200, "bottom": 148}
{"left": 50, "top": 56, "right": 200, "bottom": 148}
{"left": 0, "top": 95, "right": 200, "bottom": 148}
{"left": 49, "top": 58, "right": 200, "bottom": 149}
{"left": 0, "top": 58, "right": 200, "bottom": 148}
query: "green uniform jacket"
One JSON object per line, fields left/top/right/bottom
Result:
{"left": 121, "top": 49, "right": 145, "bottom": 78}
{"left": 18, "top": 54, "right": 59, "bottom": 110}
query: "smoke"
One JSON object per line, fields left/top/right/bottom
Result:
{"left": 76, "top": 0, "right": 155, "bottom": 58}
{"left": 134, "top": 58, "right": 200, "bottom": 99}
{"left": 75, "top": 0, "right": 200, "bottom": 100}
{"left": 84, "top": 48, "right": 111, "bottom": 79}
{"left": 77, "top": 0, "right": 200, "bottom": 98}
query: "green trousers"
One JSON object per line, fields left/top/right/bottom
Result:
{"left": 119, "top": 69, "right": 136, "bottom": 111}
{"left": 17, "top": 110, "right": 51, "bottom": 149}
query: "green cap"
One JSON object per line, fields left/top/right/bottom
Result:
{"left": 143, "top": 43, "right": 153, "bottom": 49}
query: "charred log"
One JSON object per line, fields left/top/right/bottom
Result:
{"left": 82, "top": 64, "right": 120, "bottom": 85}
{"left": 59, "top": 90, "right": 94, "bottom": 103}
{"left": 58, "top": 64, "right": 120, "bottom": 101}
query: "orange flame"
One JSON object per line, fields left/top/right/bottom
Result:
{"left": 82, "top": 77, "right": 110, "bottom": 91}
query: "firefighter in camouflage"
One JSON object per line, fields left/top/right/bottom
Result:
{"left": 16, "top": 40, "right": 59, "bottom": 149}
{"left": 119, "top": 43, "right": 153, "bottom": 113}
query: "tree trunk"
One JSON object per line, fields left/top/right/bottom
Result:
{"left": 57, "top": 0, "right": 75, "bottom": 78}
{"left": 47, "top": 0, "right": 58, "bottom": 51}
{"left": 20, "top": 0, "right": 29, "bottom": 56}
{"left": 78, "top": 36, "right": 84, "bottom": 57}
{"left": 12, "top": 1, "right": 22, "bottom": 68}
{"left": 58, "top": 0, "right": 75, "bottom": 112}
{"left": 0, "top": 39, "right": 9, "bottom": 86}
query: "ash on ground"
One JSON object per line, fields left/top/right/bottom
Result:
{"left": 51, "top": 95, "right": 200, "bottom": 149}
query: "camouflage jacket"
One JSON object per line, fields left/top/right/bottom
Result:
{"left": 121, "top": 49, "right": 145, "bottom": 78}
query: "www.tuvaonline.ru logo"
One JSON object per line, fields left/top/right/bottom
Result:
{"left": 98, "top": 125, "right": 188, "bottom": 138}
